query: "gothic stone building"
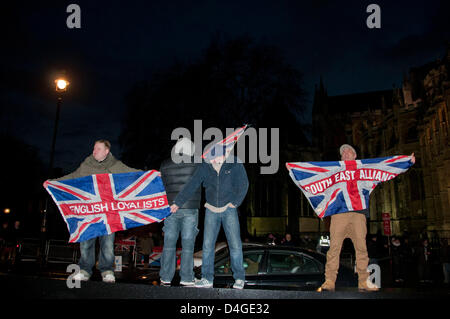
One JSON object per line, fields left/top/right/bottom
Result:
{"left": 312, "top": 48, "right": 450, "bottom": 240}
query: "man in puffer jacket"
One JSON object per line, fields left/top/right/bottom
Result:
{"left": 44, "top": 139, "right": 140, "bottom": 283}
{"left": 159, "top": 138, "right": 201, "bottom": 286}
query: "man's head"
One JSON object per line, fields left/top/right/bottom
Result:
{"left": 339, "top": 144, "right": 357, "bottom": 161}
{"left": 174, "top": 137, "right": 195, "bottom": 156}
{"left": 93, "top": 139, "right": 111, "bottom": 162}
{"left": 209, "top": 144, "right": 233, "bottom": 164}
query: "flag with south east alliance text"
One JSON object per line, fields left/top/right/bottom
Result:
{"left": 45, "top": 170, "right": 171, "bottom": 243}
{"left": 286, "top": 156, "right": 414, "bottom": 219}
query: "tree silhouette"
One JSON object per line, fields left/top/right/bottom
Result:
{"left": 0, "top": 133, "right": 45, "bottom": 233}
{"left": 120, "top": 34, "right": 308, "bottom": 169}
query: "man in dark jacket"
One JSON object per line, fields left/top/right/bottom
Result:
{"left": 0, "top": 221, "right": 14, "bottom": 265}
{"left": 416, "top": 238, "right": 432, "bottom": 283}
{"left": 44, "top": 139, "right": 140, "bottom": 283}
{"left": 170, "top": 144, "right": 249, "bottom": 289}
{"left": 391, "top": 237, "right": 405, "bottom": 283}
{"left": 159, "top": 138, "right": 201, "bottom": 286}
{"left": 440, "top": 239, "right": 450, "bottom": 285}
{"left": 367, "top": 234, "right": 382, "bottom": 265}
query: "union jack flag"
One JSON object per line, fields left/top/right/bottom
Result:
{"left": 45, "top": 170, "right": 171, "bottom": 243}
{"left": 202, "top": 124, "right": 247, "bottom": 162}
{"left": 147, "top": 246, "right": 182, "bottom": 266}
{"left": 115, "top": 236, "right": 136, "bottom": 251}
{"left": 286, "top": 155, "right": 414, "bottom": 218}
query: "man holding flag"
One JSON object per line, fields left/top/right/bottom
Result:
{"left": 44, "top": 139, "right": 142, "bottom": 283}
{"left": 287, "top": 144, "right": 415, "bottom": 291}
{"left": 159, "top": 137, "right": 201, "bottom": 286}
{"left": 170, "top": 125, "right": 249, "bottom": 289}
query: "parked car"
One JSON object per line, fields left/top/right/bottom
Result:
{"left": 193, "top": 241, "right": 264, "bottom": 267}
{"left": 193, "top": 242, "right": 227, "bottom": 268}
{"left": 195, "top": 244, "right": 357, "bottom": 290}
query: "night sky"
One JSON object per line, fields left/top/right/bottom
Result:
{"left": 1, "top": 0, "right": 449, "bottom": 173}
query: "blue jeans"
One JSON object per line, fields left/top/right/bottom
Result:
{"left": 201, "top": 207, "right": 245, "bottom": 282}
{"left": 159, "top": 209, "right": 199, "bottom": 282}
{"left": 78, "top": 233, "right": 115, "bottom": 276}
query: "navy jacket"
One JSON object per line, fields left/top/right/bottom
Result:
{"left": 173, "top": 157, "right": 249, "bottom": 208}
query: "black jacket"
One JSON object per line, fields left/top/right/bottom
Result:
{"left": 160, "top": 156, "right": 201, "bottom": 209}
{"left": 0, "top": 226, "right": 15, "bottom": 246}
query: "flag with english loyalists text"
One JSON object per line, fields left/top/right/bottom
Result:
{"left": 45, "top": 170, "right": 170, "bottom": 243}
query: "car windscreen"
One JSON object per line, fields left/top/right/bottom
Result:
{"left": 266, "top": 251, "right": 322, "bottom": 274}
{"left": 215, "top": 250, "right": 265, "bottom": 275}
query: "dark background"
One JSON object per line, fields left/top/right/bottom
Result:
{"left": 1, "top": 0, "right": 449, "bottom": 238}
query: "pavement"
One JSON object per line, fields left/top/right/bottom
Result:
{"left": 1, "top": 261, "right": 449, "bottom": 318}
{"left": 1, "top": 272, "right": 449, "bottom": 299}
{"left": 1, "top": 260, "right": 449, "bottom": 299}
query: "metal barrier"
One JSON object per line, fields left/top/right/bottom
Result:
{"left": 15, "top": 237, "right": 143, "bottom": 267}
{"left": 115, "top": 236, "right": 137, "bottom": 268}
{"left": 17, "top": 238, "right": 41, "bottom": 262}
{"left": 114, "top": 249, "right": 136, "bottom": 267}
{"left": 45, "top": 240, "right": 79, "bottom": 264}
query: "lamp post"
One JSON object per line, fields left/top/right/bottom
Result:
{"left": 42, "top": 78, "right": 70, "bottom": 235}
{"left": 49, "top": 79, "right": 69, "bottom": 176}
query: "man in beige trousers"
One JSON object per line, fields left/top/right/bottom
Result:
{"left": 319, "top": 144, "right": 415, "bottom": 292}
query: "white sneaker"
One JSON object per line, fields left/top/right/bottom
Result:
{"left": 160, "top": 279, "right": 171, "bottom": 286}
{"left": 233, "top": 279, "right": 245, "bottom": 289}
{"left": 102, "top": 273, "right": 115, "bottom": 283}
{"left": 180, "top": 280, "right": 195, "bottom": 286}
{"left": 194, "top": 278, "right": 213, "bottom": 288}
{"left": 73, "top": 272, "right": 89, "bottom": 281}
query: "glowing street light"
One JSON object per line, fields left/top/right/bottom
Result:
{"left": 55, "top": 78, "right": 69, "bottom": 92}
{"left": 3, "top": 208, "right": 10, "bottom": 214}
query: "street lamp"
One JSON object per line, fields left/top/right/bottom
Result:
{"left": 42, "top": 77, "right": 70, "bottom": 237}
{"left": 49, "top": 78, "right": 70, "bottom": 176}
{"left": 3, "top": 208, "right": 11, "bottom": 214}
{"left": 55, "top": 78, "right": 69, "bottom": 92}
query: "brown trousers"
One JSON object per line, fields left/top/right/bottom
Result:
{"left": 325, "top": 213, "right": 369, "bottom": 283}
